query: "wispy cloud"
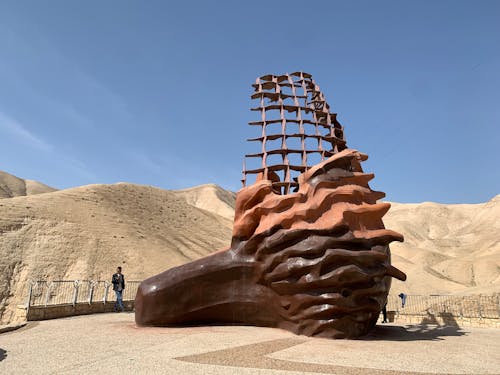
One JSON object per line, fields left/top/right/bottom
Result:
{"left": 127, "top": 151, "right": 200, "bottom": 188}
{"left": 128, "top": 151, "right": 240, "bottom": 191}
{"left": 0, "top": 25, "right": 131, "bottom": 132}
{"left": 0, "top": 110, "right": 97, "bottom": 183}
{"left": 58, "top": 154, "right": 98, "bottom": 183}
{"left": 0, "top": 111, "right": 52, "bottom": 152}
{"left": 0, "top": 27, "right": 126, "bottom": 186}
{"left": 129, "top": 152, "right": 165, "bottom": 176}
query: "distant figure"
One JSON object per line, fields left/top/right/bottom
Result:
{"left": 398, "top": 293, "right": 407, "bottom": 308}
{"left": 381, "top": 302, "right": 388, "bottom": 323}
{"left": 112, "top": 266, "right": 126, "bottom": 312}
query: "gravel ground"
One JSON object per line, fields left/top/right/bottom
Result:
{"left": 0, "top": 313, "right": 499, "bottom": 374}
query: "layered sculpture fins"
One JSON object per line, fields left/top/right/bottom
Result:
{"left": 135, "top": 72, "right": 406, "bottom": 339}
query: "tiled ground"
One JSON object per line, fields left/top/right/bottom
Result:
{"left": 0, "top": 313, "right": 499, "bottom": 374}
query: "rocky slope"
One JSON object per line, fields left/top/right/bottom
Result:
{"left": 172, "top": 183, "right": 236, "bottom": 220}
{"left": 386, "top": 195, "right": 500, "bottom": 296}
{"left": 0, "top": 182, "right": 233, "bottom": 325}
{"left": 0, "top": 170, "right": 57, "bottom": 198}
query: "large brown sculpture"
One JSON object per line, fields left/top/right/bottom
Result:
{"left": 135, "top": 72, "right": 406, "bottom": 338}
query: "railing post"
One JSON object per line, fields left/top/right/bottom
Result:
{"left": 26, "top": 280, "right": 34, "bottom": 315}
{"left": 26, "top": 282, "right": 33, "bottom": 306}
{"left": 88, "top": 280, "right": 93, "bottom": 304}
{"left": 478, "top": 295, "right": 483, "bottom": 319}
{"left": 72, "top": 280, "right": 80, "bottom": 306}
{"left": 44, "top": 281, "right": 54, "bottom": 307}
{"left": 88, "top": 281, "right": 92, "bottom": 304}
{"left": 103, "top": 281, "right": 110, "bottom": 304}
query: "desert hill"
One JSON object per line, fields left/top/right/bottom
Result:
{"left": 0, "top": 182, "right": 233, "bottom": 325}
{"left": 0, "top": 170, "right": 57, "bottom": 198}
{"left": 0, "top": 169, "right": 498, "bottom": 326}
{"left": 172, "top": 183, "right": 236, "bottom": 220}
{"left": 386, "top": 196, "right": 500, "bottom": 296}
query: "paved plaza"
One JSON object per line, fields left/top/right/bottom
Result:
{"left": 0, "top": 313, "right": 499, "bottom": 374}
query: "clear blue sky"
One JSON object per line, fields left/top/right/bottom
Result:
{"left": 0, "top": 1, "right": 498, "bottom": 203}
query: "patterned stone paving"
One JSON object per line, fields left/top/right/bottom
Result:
{"left": 0, "top": 313, "right": 499, "bottom": 374}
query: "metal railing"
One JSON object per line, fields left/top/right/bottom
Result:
{"left": 26, "top": 281, "right": 499, "bottom": 321}
{"left": 27, "top": 280, "right": 142, "bottom": 307}
{"left": 386, "top": 294, "right": 500, "bottom": 319}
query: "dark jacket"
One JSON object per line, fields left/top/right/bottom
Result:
{"left": 112, "top": 273, "right": 125, "bottom": 291}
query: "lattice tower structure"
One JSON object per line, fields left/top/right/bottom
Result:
{"left": 242, "top": 72, "right": 347, "bottom": 194}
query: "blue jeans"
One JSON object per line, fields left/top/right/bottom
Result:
{"left": 114, "top": 290, "right": 124, "bottom": 311}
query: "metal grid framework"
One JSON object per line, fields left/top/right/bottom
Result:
{"left": 242, "top": 71, "right": 347, "bottom": 194}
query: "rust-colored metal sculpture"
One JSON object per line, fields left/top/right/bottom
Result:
{"left": 243, "top": 72, "right": 346, "bottom": 194}
{"left": 135, "top": 72, "right": 406, "bottom": 338}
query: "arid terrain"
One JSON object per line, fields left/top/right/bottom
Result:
{"left": 0, "top": 170, "right": 498, "bottom": 326}
{"left": 387, "top": 198, "right": 500, "bottom": 296}
{"left": 0, "top": 172, "right": 234, "bottom": 325}
{"left": 0, "top": 171, "right": 56, "bottom": 198}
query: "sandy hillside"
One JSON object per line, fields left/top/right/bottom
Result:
{"left": 0, "top": 170, "right": 57, "bottom": 198}
{"left": 172, "top": 183, "right": 236, "bottom": 220}
{"left": 0, "top": 182, "right": 233, "bottom": 325}
{"left": 386, "top": 195, "right": 500, "bottom": 296}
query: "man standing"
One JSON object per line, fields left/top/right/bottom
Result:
{"left": 381, "top": 302, "right": 388, "bottom": 323}
{"left": 112, "top": 266, "right": 125, "bottom": 312}
{"left": 398, "top": 293, "right": 407, "bottom": 308}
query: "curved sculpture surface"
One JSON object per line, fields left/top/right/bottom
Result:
{"left": 135, "top": 72, "right": 406, "bottom": 338}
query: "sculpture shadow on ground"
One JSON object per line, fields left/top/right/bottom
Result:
{"left": 361, "top": 311, "right": 467, "bottom": 341}
{"left": 0, "top": 348, "right": 7, "bottom": 362}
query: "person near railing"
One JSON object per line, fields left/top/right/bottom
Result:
{"left": 381, "top": 302, "right": 388, "bottom": 323}
{"left": 398, "top": 293, "right": 407, "bottom": 308}
{"left": 112, "top": 267, "right": 126, "bottom": 312}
